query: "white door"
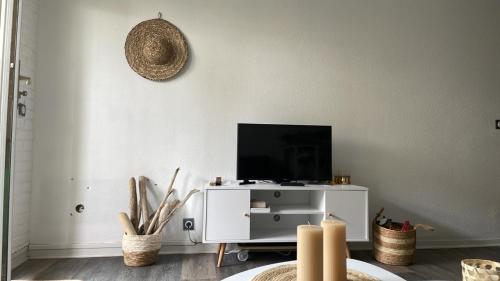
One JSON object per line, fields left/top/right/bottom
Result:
{"left": 205, "top": 190, "right": 250, "bottom": 241}
{"left": 325, "top": 191, "right": 368, "bottom": 241}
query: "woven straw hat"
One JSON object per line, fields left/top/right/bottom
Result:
{"left": 125, "top": 18, "right": 188, "bottom": 81}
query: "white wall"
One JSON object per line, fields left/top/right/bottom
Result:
{"left": 30, "top": 0, "right": 500, "bottom": 254}
{"left": 12, "top": 0, "right": 38, "bottom": 265}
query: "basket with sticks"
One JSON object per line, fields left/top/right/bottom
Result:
{"left": 118, "top": 168, "right": 199, "bottom": 267}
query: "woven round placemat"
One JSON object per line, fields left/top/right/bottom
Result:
{"left": 125, "top": 18, "right": 188, "bottom": 81}
{"left": 251, "top": 264, "right": 380, "bottom": 281}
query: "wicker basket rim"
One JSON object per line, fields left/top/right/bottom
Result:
{"left": 461, "top": 259, "right": 500, "bottom": 272}
{"left": 122, "top": 233, "right": 161, "bottom": 239}
{"left": 373, "top": 222, "right": 416, "bottom": 234}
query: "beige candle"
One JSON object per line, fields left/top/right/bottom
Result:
{"left": 297, "top": 225, "right": 323, "bottom": 281}
{"left": 322, "top": 220, "right": 347, "bottom": 281}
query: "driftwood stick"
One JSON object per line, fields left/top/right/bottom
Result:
{"left": 146, "top": 168, "right": 180, "bottom": 235}
{"left": 154, "top": 189, "right": 200, "bottom": 234}
{"left": 138, "top": 213, "right": 156, "bottom": 235}
{"left": 128, "top": 177, "right": 139, "bottom": 232}
{"left": 155, "top": 199, "right": 180, "bottom": 232}
{"left": 146, "top": 204, "right": 165, "bottom": 235}
{"left": 161, "top": 200, "right": 179, "bottom": 222}
{"left": 118, "top": 212, "right": 137, "bottom": 235}
{"left": 146, "top": 196, "right": 178, "bottom": 235}
{"left": 166, "top": 189, "right": 174, "bottom": 201}
{"left": 139, "top": 176, "right": 150, "bottom": 232}
{"left": 164, "top": 167, "right": 180, "bottom": 203}
{"left": 154, "top": 168, "right": 179, "bottom": 213}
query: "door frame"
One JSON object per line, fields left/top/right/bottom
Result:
{"left": 0, "top": 0, "right": 18, "bottom": 280}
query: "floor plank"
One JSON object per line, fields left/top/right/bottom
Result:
{"left": 181, "top": 254, "right": 217, "bottom": 281}
{"left": 12, "top": 247, "right": 500, "bottom": 281}
{"left": 29, "top": 258, "right": 90, "bottom": 280}
{"left": 10, "top": 259, "right": 57, "bottom": 280}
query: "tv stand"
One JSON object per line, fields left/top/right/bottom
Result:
{"left": 280, "top": 182, "right": 305, "bottom": 187}
{"left": 239, "top": 180, "right": 256, "bottom": 185}
{"left": 202, "top": 183, "right": 369, "bottom": 267}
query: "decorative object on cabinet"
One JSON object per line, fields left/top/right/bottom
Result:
{"left": 119, "top": 168, "right": 199, "bottom": 266}
{"left": 125, "top": 13, "right": 188, "bottom": 81}
{"left": 333, "top": 174, "right": 351, "bottom": 185}
{"left": 209, "top": 176, "right": 223, "bottom": 186}
{"left": 372, "top": 208, "right": 434, "bottom": 266}
{"left": 250, "top": 199, "right": 268, "bottom": 208}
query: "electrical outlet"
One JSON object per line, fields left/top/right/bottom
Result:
{"left": 496, "top": 120, "right": 500, "bottom": 129}
{"left": 183, "top": 218, "right": 194, "bottom": 231}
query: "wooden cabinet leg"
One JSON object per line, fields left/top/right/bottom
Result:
{"left": 217, "top": 243, "right": 222, "bottom": 256}
{"left": 346, "top": 242, "right": 351, "bottom": 259}
{"left": 217, "top": 243, "right": 226, "bottom": 268}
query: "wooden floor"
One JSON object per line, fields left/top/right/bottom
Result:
{"left": 12, "top": 247, "right": 500, "bottom": 281}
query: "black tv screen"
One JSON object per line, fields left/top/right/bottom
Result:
{"left": 237, "top": 123, "right": 332, "bottom": 181}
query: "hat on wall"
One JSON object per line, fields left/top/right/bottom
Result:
{"left": 125, "top": 17, "right": 188, "bottom": 81}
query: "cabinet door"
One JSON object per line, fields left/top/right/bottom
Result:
{"left": 205, "top": 190, "right": 250, "bottom": 241}
{"left": 325, "top": 191, "right": 368, "bottom": 241}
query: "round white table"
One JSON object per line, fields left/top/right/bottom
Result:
{"left": 222, "top": 259, "right": 406, "bottom": 281}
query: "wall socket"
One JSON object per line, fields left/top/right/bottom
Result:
{"left": 183, "top": 218, "right": 195, "bottom": 231}
{"left": 496, "top": 120, "right": 500, "bottom": 129}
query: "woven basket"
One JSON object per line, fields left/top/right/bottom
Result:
{"left": 461, "top": 259, "right": 500, "bottom": 281}
{"left": 372, "top": 208, "right": 416, "bottom": 266}
{"left": 373, "top": 221, "right": 415, "bottom": 266}
{"left": 122, "top": 234, "right": 161, "bottom": 267}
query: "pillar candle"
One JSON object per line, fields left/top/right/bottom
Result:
{"left": 297, "top": 225, "right": 323, "bottom": 281}
{"left": 322, "top": 220, "right": 347, "bottom": 281}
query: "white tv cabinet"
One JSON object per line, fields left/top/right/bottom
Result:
{"left": 202, "top": 183, "right": 369, "bottom": 266}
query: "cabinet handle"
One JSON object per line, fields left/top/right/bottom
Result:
{"left": 244, "top": 213, "right": 250, "bottom": 218}
{"left": 327, "top": 213, "right": 343, "bottom": 221}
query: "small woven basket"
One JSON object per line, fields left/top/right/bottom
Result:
{"left": 122, "top": 234, "right": 161, "bottom": 267}
{"left": 373, "top": 221, "right": 416, "bottom": 266}
{"left": 461, "top": 259, "right": 500, "bottom": 281}
{"left": 372, "top": 209, "right": 416, "bottom": 266}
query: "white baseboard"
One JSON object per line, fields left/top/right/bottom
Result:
{"left": 28, "top": 241, "right": 219, "bottom": 259}
{"left": 27, "top": 238, "right": 500, "bottom": 259}
{"left": 12, "top": 245, "right": 28, "bottom": 269}
{"left": 416, "top": 238, "right": 500, "bottom": 249}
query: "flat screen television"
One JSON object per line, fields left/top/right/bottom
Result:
{"left": 237, "top": 123, "right": 332, "bottom": 183}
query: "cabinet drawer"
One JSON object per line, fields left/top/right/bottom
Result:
{"left": 325, "top": 191, "right": 368, "bottom": 241}
{"left": 205, "top": 190, "right": 250, "bottom": 241}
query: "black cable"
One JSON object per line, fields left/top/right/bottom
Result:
{"left": 188, "top": 229, "right": 201, "bottom": 245}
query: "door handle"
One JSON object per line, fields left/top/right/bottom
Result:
{"left": 243, "top": 213, "right": 250, "bottom": 218}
